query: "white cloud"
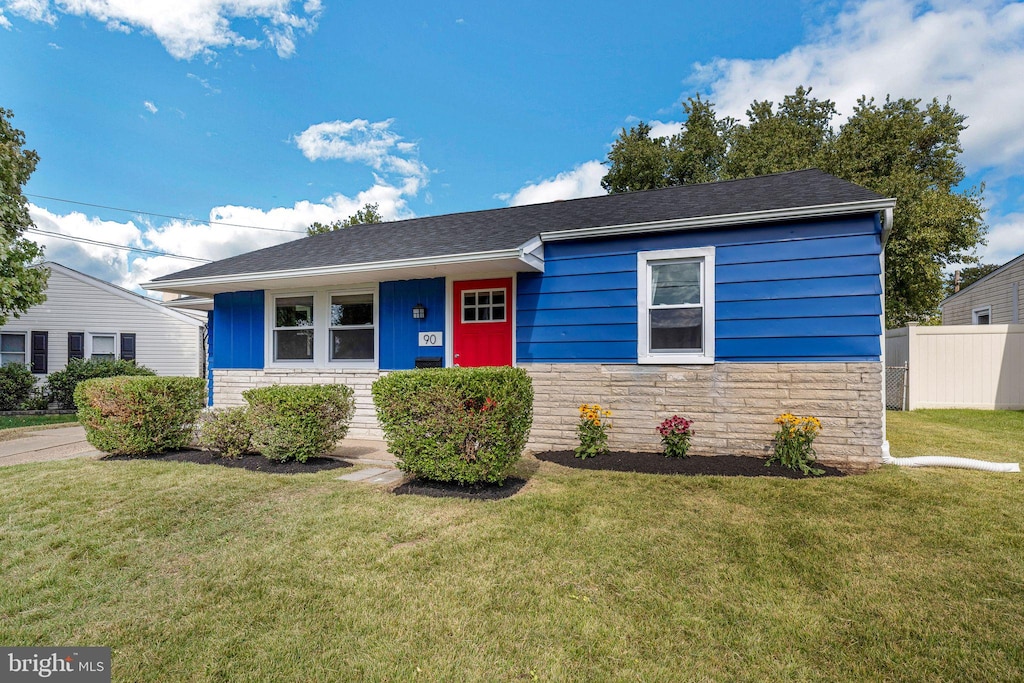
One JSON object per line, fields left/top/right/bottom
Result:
{"left": 294, "top": 118, "right": 430, "bottom": 190}
{"left": 186, "top": 72, "right": 220, "bottom": 94}
{"left": 25, "top": 183, "right": 418, "bottom": 293}
{"left": 980, "top": 214, "right": 1024, "bottom": 265}
{"left": 688, "top": 0, "right": 1024, "bottom": 173}
{"left": 647, "top": 120, "right": 683, "bottom": 138}
{"left": 143, "top": 100, "right": 158, "bottom": 114}
{"left": 0, "top": 0, "right": 321, "bottom": 59}
{"left": 506, "top": 160, "right": 607, "bottom": 206}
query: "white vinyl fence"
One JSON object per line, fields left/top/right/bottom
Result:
{"left": 885, "top": 324, "right": 1024, "bottom": 410}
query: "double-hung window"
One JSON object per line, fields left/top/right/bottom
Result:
{"left": 274, "top": 295, "right": 315, "bottom": 361}
{"left": 638, "top": 247, "right": 715, "bottom": 364}
{"left": 330, "top": 292, "right": 375, "bottom": 361}
{"left": 90, "top": 334, "right": 116, "bottom": 361}
{"left": 0, "top": 332, "right": 27, "bottom": 366}
{"left": 972, "top": 306, "right": 991, "bottom": 325}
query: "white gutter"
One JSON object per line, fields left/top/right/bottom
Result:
{"left": 540, "top": 198, "right": 897, "bottom": 242}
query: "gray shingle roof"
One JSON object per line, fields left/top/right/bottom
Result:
{"left": 155, "top": 169, "right": 884, "bottom": 282}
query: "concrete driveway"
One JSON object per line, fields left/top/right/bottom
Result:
{"left": 0, "top": 425, "right": 101, "bottom": 467}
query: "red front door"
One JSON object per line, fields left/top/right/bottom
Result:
{"left": 453, "top": 278, "right": 513, "bottom": 367}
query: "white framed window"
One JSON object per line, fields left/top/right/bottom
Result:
{"left": 0, "top": 332, "right": 27, "bottom": 366}
{"left": 89, "top": 333, "right": 117, "bottom": 361}
{"left": 329, "top": 291, "right": 375, "bottom": 362}
{"left": 638, "top": 247, "right": 715, "bottom": 364}
{"left": 273, "top": 294, "right": 315, "bottom": 361}
{"left": 972, "top": 306, "right": 991, "bottom": 325}
{"left": 461, "top": 288, "right": 507, "bottom": 323}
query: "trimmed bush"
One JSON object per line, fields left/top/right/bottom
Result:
{"left": 48, "top": 357, "right": 155, "bottom": 409}
{"left": 74, "top": 376, "right": 206, "bottom": 456}
{"left": 243, "top": 384, "right": 355, "bottom": 462}
{"left": 197, "top": 407, "right": 255, "bottom": 459}
{"left": 371, "top": 367, "right": 533, "bottom": 485}
{"left": 0, "top": 363, "right": 36, "bottom": 411}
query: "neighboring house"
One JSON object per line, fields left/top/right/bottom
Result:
{"left": 0, "top": 261, "right": 206, "bottom": 380}
{"left": 941, "top": 252, "right": 1024, "bottom": 325}
{"left": 145, "top": 169, "right": 895, "bottom": 471}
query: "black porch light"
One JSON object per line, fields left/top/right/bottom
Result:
{"left": 412, "top": 303, "right": 427, "bottom": 320}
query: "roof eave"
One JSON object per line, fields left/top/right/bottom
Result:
{"left": 142, "top": 248, "right": 540, "bottom": 297}
{"left": 538, "top": 198, "right": 897, "bottom": 242}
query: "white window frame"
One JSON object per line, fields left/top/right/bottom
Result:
{"left": 0, "top": 331, "right": 28, "bottom": 367}
{"left": 327, "top": 288, "right": 378, "bottom": 366}
{"left": 637, "top": 246, "right": 715, "bottom": 365}
{"left": 87, "top": 332, "right": 118, "bottom": 361}
{"left": 264, "top": 285, "right": 379, "bottom": 369}
{"left": 972, "top": 306, "right": 992, "bottom": 325}
{"left": 270, "top": 292, "right": 316, "bottom": 364}
{"left": 460, "top": 287, "right": 508, "bottom": 324}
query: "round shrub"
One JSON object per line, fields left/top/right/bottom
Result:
{"left": 371, "top": 367, "right": 534, "bottom": 485}
{"left": 74, "top": 375, "right": 206, "bottom": 456}
{"left": 243, "top": 384, "right": 355, "bottom": 463}
{"left": 197, "top": 407, "right": 255, "bottom": 459}
{"left": 0, "top": 363, "right": 36, "bottom": 411}
{"left": 48, "top": 357, "right": 155, "bottom": 409}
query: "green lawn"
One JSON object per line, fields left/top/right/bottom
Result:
{"left": 0, "top": 413, "right": 79, "bottom": 430}
{"left": 1, "top": 410, "right": 1022, "bottom": 681}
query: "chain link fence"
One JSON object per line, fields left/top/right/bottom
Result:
{"left": 885, "top": 364, "right": 908, "bottom": 410}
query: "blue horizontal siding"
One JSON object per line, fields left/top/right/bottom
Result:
{"left": 518, "top": 323, "right": 636, "bottom": 344}
{"left": 717, "top": 254, "right": 880, "bottom": 284}
{"left": 716, "top": 234, "right": 880, "bottom": 265}
{"left": 717, "top": 295, "right": 882, "bottom": 320}
{"left": 717, "top": 316, "right": 881, "bottom": 339}
{"left": 717, "top": 336, "right": 881, "bottom": 359}
{"left": 718, "top": 275, "right": 882, "bottom": 302}
{"left": 517, "top": 214, "right": 883, "bottom": 364}
{"left": 518, "top": 340, "right": 636, "bottom": 363}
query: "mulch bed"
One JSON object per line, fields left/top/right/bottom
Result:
{"left": 393, "top": 477, "right": 528, "bottom": 500}
{"left": 534, "top": 450, "right": 846, "bottom": 478}
{"left": 103, "top": 450, "right": 352, "bottom": 474}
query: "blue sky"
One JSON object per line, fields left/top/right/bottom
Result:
{"left": 1, "top": 0, "right": 1022, "bottom": 292}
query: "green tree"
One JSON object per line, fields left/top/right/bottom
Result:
{"left": 944, "top": 263, "right": 1001, "bottom": 297}
{"left": 0, "top": 106, "right": 48, "bottom": 327}
{"left": 832, "top": 96, "right": 985, "bottom": 326}
{"left": 306, "top": 202, "right": 384, "bottom": 236}
{"left": 601, "top": 87, "right": 986, "bottom": 326}
{"left": 601, "top": 122, "right": 673, "bottom": 193}
{"left": 667, "top": 95, "right": 734, "bottom": 185}
{"left": 723, "top": 86, "right": 837, "bottom": 179}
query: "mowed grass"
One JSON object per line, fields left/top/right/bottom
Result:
{"left": 0, "top": 413, "right": 79, "bottom": 430}
{"left": 2, "top": 411, "right": 1022, "bottom": 681}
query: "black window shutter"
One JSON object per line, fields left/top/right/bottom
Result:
{"left": 68, "top": 332, "right": 85, "bottom": 361}
{"left": 120, "top": 333, "right": 136, "bottom": 362}
{"left": 31, "top": 331, "right": 48, "bottom": 374}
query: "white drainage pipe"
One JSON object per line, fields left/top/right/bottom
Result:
{"left": 881, "top": 442, "right": 1020, "bottom": 473}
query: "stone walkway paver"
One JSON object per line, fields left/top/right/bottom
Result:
{"left": 336, "top": 466, "right": 405, "bottom": 485}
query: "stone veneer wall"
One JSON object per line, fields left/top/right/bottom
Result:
{"left": 212, "top": 368, "right": 383, "bottom": 439}
{"left": 521, "top": 362, "right": 885, "bottom": 472}
{"left": 213, "top": 361, "right": 885, "bottom": 472}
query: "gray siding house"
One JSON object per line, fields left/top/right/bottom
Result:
{"left": 942, "top": 253, "right": 1024, "bottom": 325}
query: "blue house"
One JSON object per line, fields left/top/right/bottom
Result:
{"left": 146, "top": 169, "right": 894, "bottom": 471}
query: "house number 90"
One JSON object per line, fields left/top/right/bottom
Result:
{"left": 418, "top": 332, "right": 443, "bottom": 347}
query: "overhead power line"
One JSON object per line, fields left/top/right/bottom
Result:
{"left": 25, "top": 227, "right": 211, "bottom": 263}
{"left": 26, "top": 193, "right": 307, "bottom": 234}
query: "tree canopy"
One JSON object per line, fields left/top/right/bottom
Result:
{"left": 306, "top": 203, "right": 384, "bottom": 236}
{"left": 944, "top": 263, "right": 1001, "bottom": 298}
{"left": 0, "top": 106, "right": 48, "bottom": 327}
{"left": 603, "top": 87, "right": 986, "bottom": 328}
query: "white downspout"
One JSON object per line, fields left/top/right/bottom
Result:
{"left": 882, "top": 448, "right": 1020, "bottom": 473}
